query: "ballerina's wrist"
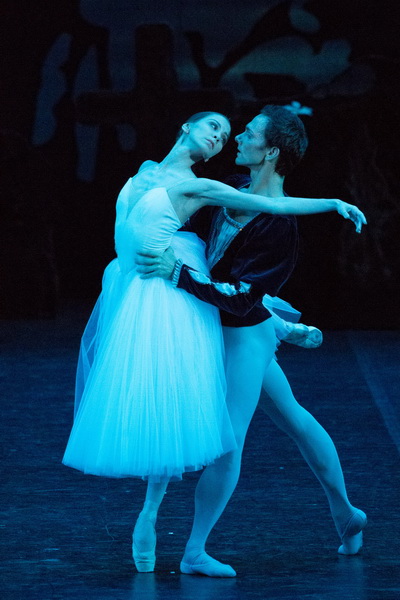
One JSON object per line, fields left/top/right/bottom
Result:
{"left": 333, "top": 199, "right": 341, "bottom": 211}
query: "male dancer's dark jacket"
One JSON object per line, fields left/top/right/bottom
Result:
{"left": 177, "top": 175, "right": 299, "bottom": 327}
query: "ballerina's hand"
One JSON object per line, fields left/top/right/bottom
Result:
{"left": 336, "top": 201, "right": 367, "bottom": 233}
{"left": 135, "top": 247, "right": 177, "bottom": 279}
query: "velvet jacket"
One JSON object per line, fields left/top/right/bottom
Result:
{"left": 177, "top": 176, "right": 299, "bottom": 327}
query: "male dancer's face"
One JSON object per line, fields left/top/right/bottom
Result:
{"left": 235, "top": 114, "right": 269, "bottom": 169}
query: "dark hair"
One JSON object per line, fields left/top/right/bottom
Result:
{"left": 260, "top": 105, "right": 308, "bottom": 176}
{"left": 176, "top": 111, "right": 230, "bottom": 141}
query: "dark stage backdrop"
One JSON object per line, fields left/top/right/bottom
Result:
{"left": 1, "top": 0, "right": 399, "bottom": 327}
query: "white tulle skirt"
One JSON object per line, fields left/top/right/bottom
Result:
{"left": 63, "top": 233, "right": 236, "bottom": 481}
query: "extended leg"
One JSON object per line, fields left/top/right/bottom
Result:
{"left": 181, "top": 319, "right": 277, "bottom": 576}
{"left": 259, "top": 359, "right": 366, "bottom": 553}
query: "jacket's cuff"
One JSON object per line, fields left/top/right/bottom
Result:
{"left": 171, "top": 259, "right": 183, "bottom": 287}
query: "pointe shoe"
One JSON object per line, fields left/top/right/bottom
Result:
{"left": 180, "top": 552, "right": 236, "bottom": 577}
{"left": 132, "top": 516, "right": 156, "bottom": 572}
{"left": 338, "top": 509, "right": 367, "bottom": 555}
{"left": 284, "top": 324, "right": 323, "bottom": 349}
{"left": 132, "top": 538, "right": 156, "bottom": 572}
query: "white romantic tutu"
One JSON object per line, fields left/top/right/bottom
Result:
{"left": 63, "top": 231, "right": 236, "bottom": 481}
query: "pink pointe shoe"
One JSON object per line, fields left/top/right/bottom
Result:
{"left": 338, "top": 509, "right": 367, "bottom": 555}
{"left": 284, "top": 324, "right": 323, "bottom": 349}
{"left": 132, "top": 514, "right": 156, "bottom": 573}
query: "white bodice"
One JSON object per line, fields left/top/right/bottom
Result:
{"left": 114, "top": 181, "right": 181, "bottom": 274}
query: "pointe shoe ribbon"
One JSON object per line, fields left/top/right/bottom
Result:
{"left": 180, "top": 553, "right": 236, "bottom": 577}
{"left": 284, "top": 324, "right": 323, "bottom": 349}
{"left": 338, "top": 509, "right": 367, "bottom": 555}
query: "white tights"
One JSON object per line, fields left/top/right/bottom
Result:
{"left": 139, "top": 318, "right": 355, "bottom": 557}
{"left": 259, "top": 359, "right": 354, "bottom": 535}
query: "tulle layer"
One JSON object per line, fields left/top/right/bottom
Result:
{"left": 63, "top": 233, "right": 236, "bottom": 481}
{"left": 263, "top": 295, "right": 301, "bottom": 342}
{"left": 262, "top": 295, "right": 301, "bottom": 323}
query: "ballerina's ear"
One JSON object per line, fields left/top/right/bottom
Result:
{"left": 182, "top": 124, "right": 190, "bottom": 134}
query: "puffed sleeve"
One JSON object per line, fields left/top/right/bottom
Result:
{"left": 176, "top": 215, "right": 298, "bottom": 316}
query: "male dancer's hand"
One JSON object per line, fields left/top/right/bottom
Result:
{"left": 135, "top": 247, "right": 177, "bottom": 279}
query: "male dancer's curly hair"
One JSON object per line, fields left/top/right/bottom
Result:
{"left": 260, "top": 105, "right": 308, "bottom": 177}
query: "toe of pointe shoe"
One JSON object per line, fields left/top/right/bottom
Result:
{"left": 132, "top": 541, "right": 156, "bottom": 572}
{"left": 338, "top": 509, "right": 367, "bottom": 555}
{"left": 284, "top": 325, "right": 323, "bottom": 349}
{"left": 180, "top": 555, "right": 236, "bottom": 577}
{"left": 338, "top": 534, "right": 363, "bottom": 556}
{"left": 303, "top": 326, "right": 323, "bottom": 348}
{"left": 132, "top": 528, "right": 156, "bottom": 572}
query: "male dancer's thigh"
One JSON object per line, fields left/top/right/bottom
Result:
{"left": 222, "top": 317, "right": 277, "bottom": 446}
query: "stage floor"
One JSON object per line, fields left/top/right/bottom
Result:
{"left": 1, "top": 303, "right": 399, "bottom": 600}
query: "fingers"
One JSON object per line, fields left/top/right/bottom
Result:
{"left": 136, "top": 251, "right": 160, "bottom": 258}
{"left": 346, "top": 206, "right": 367, "bottom": 233}
{"left": 356, "top": 214, "right": 366, "bottom": 232}
{"left": 354, "top": 217, "right": 362, "bottom": 233}
{"left": 136, "top": 265, "right": 158, "bottom": 275}
{"left": 135, "top": 255, "right": 160, "bottom": 266}
{"left": 351, "top": 207, "right": 367, "bottom": 222}
{"left": 338, "top": 203, "right": 367, "bottom": 234}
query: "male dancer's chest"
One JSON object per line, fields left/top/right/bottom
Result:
{"left": 205, "top": 208, "right": 263, "bottom": 281}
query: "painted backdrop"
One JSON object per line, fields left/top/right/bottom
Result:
{"left": 1, "top": 0, "right": 399, "bottom": 326}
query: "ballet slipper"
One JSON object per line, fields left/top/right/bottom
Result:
{"left": 132, "top": 514, "right": 157, "bottom": 572}
{"left": 283, "top": 324, "right": 323, "bottom": 349}
{"left": 338, "top": 509, "right": 367, "bottom": 555}
{"left": 180, "top": 552, "right": 236, "bottom": 577}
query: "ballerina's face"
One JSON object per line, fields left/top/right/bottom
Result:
{"left": 183, "top": 114, "right": 231, "bottom": 161}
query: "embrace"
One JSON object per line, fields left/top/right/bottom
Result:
{"left": 63, "top": 105, "right": 367, "bottom": 577}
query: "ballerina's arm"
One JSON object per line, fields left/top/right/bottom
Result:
{"left": 175, "top": 178, "right": 367, "bottom": 233}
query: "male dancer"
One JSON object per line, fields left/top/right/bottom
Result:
{"left": 136, "top": 105, "right": 367, "bottom": 576}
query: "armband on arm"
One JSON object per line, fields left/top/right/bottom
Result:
{"left": 176, "top": 264, "right": 259, "bottom": 316}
